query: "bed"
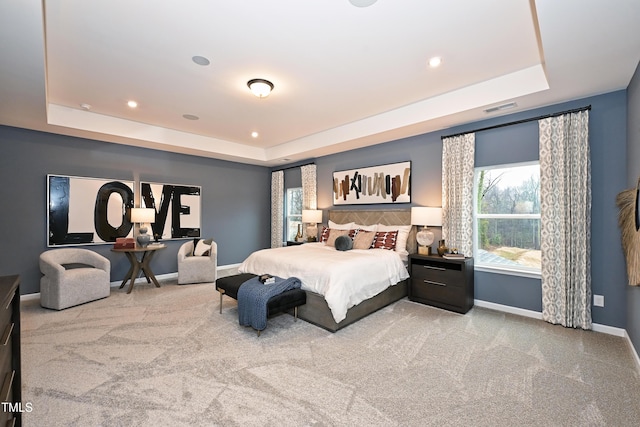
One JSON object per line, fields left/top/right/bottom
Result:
{"left": 238, "top": 209, "right": 416, "bottom": 332}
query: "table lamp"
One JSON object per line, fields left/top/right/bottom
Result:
{"left": 411, "top": 207, "right": 442, "bottom": 255}
{"left": 302, "top": 209, "right": 323, "bottom": 242}
{"left": 130, "top": 208, "right": 156, "bottom": 247}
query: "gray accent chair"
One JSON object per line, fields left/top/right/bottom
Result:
{"left": 39, "top": 248, "right": 111, "bottom": 310}
{"left": 177, "top": 239, "right": 217, "bottom": 284}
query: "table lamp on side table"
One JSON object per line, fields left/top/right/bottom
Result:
{"left": 411, "top": 206, "right": 442, "bottom": 255}
{"left": 302, "top": 209, "right": 323, "bottom": 242}
{"left": 130, "top": 208, "right": 156, "bottom": 247}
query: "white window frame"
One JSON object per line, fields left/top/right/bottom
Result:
{"left": 473, "top": 161, "right": 541, "bottom": 279}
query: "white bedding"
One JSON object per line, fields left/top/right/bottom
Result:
{"left": 238, "top": 242, "right": 409, "bottom": 323}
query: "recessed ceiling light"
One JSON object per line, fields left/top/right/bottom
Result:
{"left": 251, "top": 131, "right": 259, "bottom": 138}
{"left": 127, "top": 100, "right": 138, "bottom": 108}
{"left": 428, "top": 57, "right": 442, "bottom": 68}
{"left": 80, "top": 103, "right": 91, "bottom": 111}
{"left": 192, "top": 56, "right": 210, "bottom": 66}
{"left": 183, "top": 114, "right": 199, "bottom": 120}
{"left": 349, "top": 0, "right": 377, "bottom": 7}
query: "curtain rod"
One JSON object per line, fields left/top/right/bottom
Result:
{"left": 440, "top": 105, "right": 591, "bottom": 140}
{"left": 271, "top": 162, "right": 315, "bottom": 173}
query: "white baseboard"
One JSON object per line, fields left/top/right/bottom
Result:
{"left": 625, "top": 331, "right": 640, "bottom": 374}
{"left": 474, "top": 299, "right": 626, "bottom": 337}
{"left": 474, "top": 299, "right": 543, "bottom": 320}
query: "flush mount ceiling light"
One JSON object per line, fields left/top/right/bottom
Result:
{"left": 127, "top": 100, "right": 138, "bottom": 108}
{"left": 349, "top": 0, "right": 378, "bottom": 7}
{"left": 247, "top": 79, "right": 274, "bottom": 98}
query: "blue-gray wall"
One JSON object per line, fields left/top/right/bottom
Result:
{"left": 0, "top": 126, "right": 271, "bottom": 294}
{"left": 312, "top": 90, "right": 628, "bottom": 329}
{"left": 627, "top": 61, "right": 640, "bottom": 355}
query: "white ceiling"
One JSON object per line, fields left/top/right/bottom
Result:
{"left": 1, "top": 0, "right": 639, "bottom": 166}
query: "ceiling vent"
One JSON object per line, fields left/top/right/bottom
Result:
{"left": 484, "top": 102, "right": 517, "bottom": 114}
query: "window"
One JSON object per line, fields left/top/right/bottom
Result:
{"left": 474, "top": 162, "right": 540, "bottom": 276}
{"left": 286, "top": 187, "right": 303, "bottom": 241}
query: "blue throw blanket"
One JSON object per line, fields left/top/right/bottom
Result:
{"left": 237, "top": 276, "right": 302, "bottom": 331}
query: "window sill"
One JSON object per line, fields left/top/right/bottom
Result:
{"left": 475, "top": 264, "right": 541, "bottom": 280}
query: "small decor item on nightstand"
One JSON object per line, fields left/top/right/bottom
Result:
{"left": 443, "top": 252, "right": 465, "bottom": 260}
{"left": 295, "top": 224, "right": 303, "bottom": 242}
{"left": 437, "top": 239, "right": 448, "bottom": 256}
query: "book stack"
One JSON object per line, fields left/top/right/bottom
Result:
{"left": 114, "top": 237, "right": 135, "bottom": 249}
{"left": 443, "top": 253, "right": 465, "bottom": 260}
{"left": 259, "top": 274, "right": 276, "bottom": 285}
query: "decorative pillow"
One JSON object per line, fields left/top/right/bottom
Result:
{"left": 377, "top": 224, "right": 411, "bottom": 254}
{"left": 328, "top": 220, "right": 356, "bottom": 230}
{"left": 326, "top": 229, "right": 349, "bottom": 247}
{"left": 61, "top": 263, "right": 94, "bottom": 270}
{"left": 193, "top": 238, "right": 212, "bottom": 256}
{"left": 371, "top": 230, "right": 398, "bottom": 250}
{"left": 334, "top": 235, "right": 353, "bottom": 251}
{"left": 352, "top": 230, "right": 376, "bottom": 249}
{"left": 320, "top": 226, "right": 331, "bottom": 242}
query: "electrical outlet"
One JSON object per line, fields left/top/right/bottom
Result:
{"left": 593, "top": 294, "right": 604, "bottom": 307}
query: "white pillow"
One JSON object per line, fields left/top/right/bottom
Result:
{"left": 376, "top": 224, "right": 411, "bottom": 255}
{"left": 353, "top": 223, "right": 378, "bottom": 232}
{"left": 328, "top": 220, "right": 356, "bottom": 230}
{"left": 193, "top": 239, "right": 212, "bottom": 256}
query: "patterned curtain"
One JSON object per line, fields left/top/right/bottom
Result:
{"left": 441, "top": 133, "right": 475, "bottom": 256}
{"left": 301, "top": 164, "right": 317, "bottom": 240}
{"left": 539, "top": 110, "right": 591, "bottom": 329}
{"left": 271, "top": 170, "right": 284, "bottom": 248}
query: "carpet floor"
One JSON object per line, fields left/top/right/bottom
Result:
{"left": 20, "top": 279, "right": 640, "bottom": 426}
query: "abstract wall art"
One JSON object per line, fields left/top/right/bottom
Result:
{"left": 333, "top": 161, "right": 411, "bottom": 205}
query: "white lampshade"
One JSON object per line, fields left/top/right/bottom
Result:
{"left": 302, "top": 209, "right": 323, "bottom": 224}
{"left": 130, "top": 208, "right": 155, "bottom": 224}
{"left": 411, "top": 207, "right": 442, "bottom": 227}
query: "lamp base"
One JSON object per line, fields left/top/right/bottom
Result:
{"left": 418, "top": 246, "right": 432, "bottom": 256}
{"left": 137, "top": 227, "right": 150, "bottom": 248}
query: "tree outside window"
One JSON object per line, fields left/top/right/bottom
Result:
{"left": 474, "top": 163, "right": 541, "bottom": 273}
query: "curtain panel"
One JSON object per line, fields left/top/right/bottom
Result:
{"left": 271, "top": 170, "right": 284, "bottom": 248}
{"left": 539, "top": 110, "right": 591, "bottom": 329}
{"left": 441, "top": 133, "right": 475, "bottom": 256}
{"left": 301, "top": 164, "right": 317, "bottom": 240}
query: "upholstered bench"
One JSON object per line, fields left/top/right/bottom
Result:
{"left": 215, "top": 273, "right": 306, "bottom": 334}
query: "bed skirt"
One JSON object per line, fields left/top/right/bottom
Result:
{"left": 292, "top": 280, "right": 408, "bottom": 332}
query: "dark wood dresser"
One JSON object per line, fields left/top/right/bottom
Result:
{"left": 409, "top": 254, "right": 474, "bottom": 314}
{"left": 0, "top": 275, "right": 21, "bottom": 426}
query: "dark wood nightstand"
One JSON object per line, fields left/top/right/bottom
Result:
{"left": 409, "top": 254, "right": 474, "bottom": 314}
{"left": 286, "top": 241, "right": 305, "bottom": 246}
